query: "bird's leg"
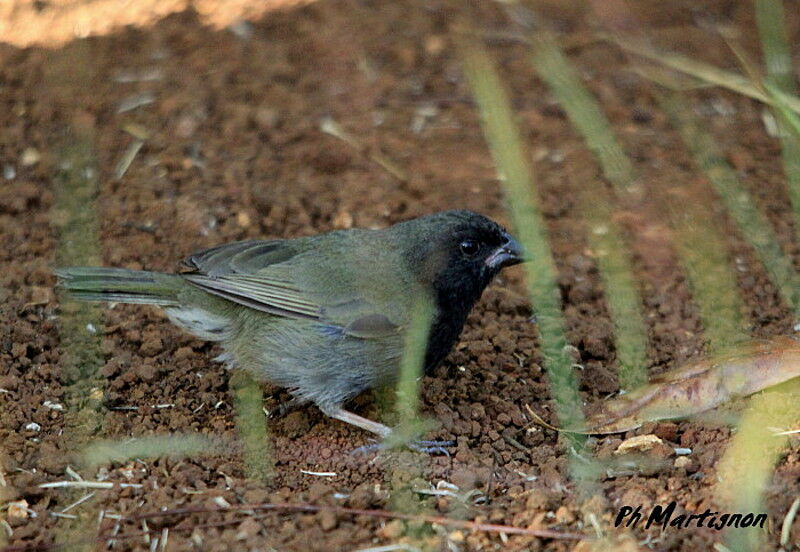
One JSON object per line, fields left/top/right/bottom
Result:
{"left": 320, "top": 406, "right": 455, "bottom": 455}
{"left": 267, "top": 397, "right": 307, "bottom": 419}
{"left": 321, "top": 406, "right": 392, "bottom": 438}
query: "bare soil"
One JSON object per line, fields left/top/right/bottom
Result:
{"left": 1, "top": 1, "right": 799, "bottom": 550}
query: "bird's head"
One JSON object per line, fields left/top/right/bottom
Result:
{"left": 397, "top": 210, "right": 525, "bottom": 307}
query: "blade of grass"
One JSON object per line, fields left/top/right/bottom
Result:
{"left": 83, "top": 434, "right": 222, "bottom": 467}
{"left": 754, "top": 0, "right": 796, "bottom": 93}
{"left": 48, "top": 43, "right": 105, "bottom": 552}
{"left": 528, "top": 33, "right": 638, "bottom": 196}
{"left": 230, "top": 371, "right": 274, "bottom": 482}
{"left": 610, "top": 34, "right": 800, "bottom": 116}
{"left": 456, "top": 28, "right": 587, "bottom": 466}
{"left": 392, "top": 298, "right": 434, "bottom": 438}
{"left": 526, "top": 29, "right": 649, "bottom": 390}
{"left": 591, "top": 5, "right": 800, "bottom": 550}
{"left": 715, "top": 384, "right": 797, "bottom": 552}
{"left": 382, "top": 299, "right": 436, "bottom": 547}
{"left": 755, "top": 0, "right": 800, "bottom": 272}
{"left": 657, "top": 91, "right": 800, "bottom": 317}
{"left": 662, "top": 188, "right": 747, "bottom": 349}
{"left": 719, "top": 5, "right": 800, "bottom": 550}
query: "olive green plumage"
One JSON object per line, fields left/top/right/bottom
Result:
{"left": 56, "top": 210, "right": 523, "bottom": 437}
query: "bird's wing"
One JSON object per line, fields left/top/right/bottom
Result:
{"left": 180, "top": 239, "right": 403, "bottom": 338}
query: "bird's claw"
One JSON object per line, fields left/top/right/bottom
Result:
{"left": 350, "top": 439, "right": 455, "bottom": 456}
{"left": 407, "top": 439, "right": 456, "bottom": 456}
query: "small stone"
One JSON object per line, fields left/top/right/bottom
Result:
{"left": 448, "top": 530, "right": 464, "bottom": 543}
{"left": 614, "top": 434, "right": 663, "bottom": 455}
{"left": 307, "top": 482, "right": 333, "bottom": 502}
{"left": 27, "top": 286, "right": 52, "bottom": 306}
{"left": 674, "top": 456, "right": 691, "bottom": 469}
{"left": 139, "top": 335, "right": 163, "bottom": 357}
{"left": 20, "top": 148, "right": 41, "bottom": 167}
{"left": 319, "top": 509, "right": 337, "bottom": 531}
{"left": 332, "top": 210, "right": 353, "bottom": 229}
{"left": 24, "top": 422, "right": 41, "bottom": 432}
{"left": 7, "top": 500, "right": 29, "bottom": 519}
{"left": 554, "top": 505, "right": 575, "bottom": 524}
{"left": 377, "top": 519, "right": 405, "bottom": 539}
{"left": 254, "top": 106, "right": 279, "bottom": 129}
{"left": 236, "top": 211, "right": 252, "bottom": 228}
{"left": 11, "top": 342, "right": 27, "bottom": 359}
{"left": 424, "top": 35, "right": 446, "bottom": 55}
{"left": 174, "top": 346, "right": 194, "bottom": 361}
{"left": 652, "top": 422, "right": 678, "bottom": 442}
{"left": 235, "top": 517, "right": 261, "bottom": 540}
{"left": 175, "top": 115, "right": 199, "bottom": 138}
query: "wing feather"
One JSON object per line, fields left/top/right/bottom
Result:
{"left": 180, "top": 239, "right": 403, "bottom": 339}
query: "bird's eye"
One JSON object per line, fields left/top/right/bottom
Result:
{"left": 459, "top": 239, "right": 480, "bottom": 257}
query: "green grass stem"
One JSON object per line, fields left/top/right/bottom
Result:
{"left": 724, "top": 5, "right": 800, "bottom": 550}
{"left": 83, "top": 434, "right": 221, "bottom": 467}
{"left": 612, "top": 34, "right": 800, "bottom": 115}
{"left": 230, "top": 371, "right": 274, "bottom": 482}
{"left": 662, "top": 189, "right": 748, "bottom": 349}
{"left": 458, "top": 33, "right": 586, "bottom": 456}
{"left": 754, "top": 0, "right": 795, "bottom": 93}
{"left": 755, "top": 0, "right": 800, "bottom": 264}
{"left": 392, "top": 298, "right": 434, "bottom": 440}
{"left": 657, "top": 91, "right": 800, "bottom": 317}
{"left": 49, "top": 45, "right": 105, "bottom": 549}
{"left": 526, "top": 31, "right": 649, "bottom": 390}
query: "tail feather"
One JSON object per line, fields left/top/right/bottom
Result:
{"left": 55, "top": 267, "right": 182, "bottom": 306}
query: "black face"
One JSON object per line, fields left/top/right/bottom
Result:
{"left": 433, "top": 217, "right": 522, "bottom": 306}
{"left": 407, "top": 210, "right": 524, "bottom": 372}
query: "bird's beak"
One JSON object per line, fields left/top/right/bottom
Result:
{"left": 486, "top": 233, "right": 525, "bottom": 269}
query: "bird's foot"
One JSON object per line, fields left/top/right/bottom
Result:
{"left": 408, "top": 439, "right": 456, "bottom": 455}
{"left": 267, "top": 398, "right": 306, "bottom": 419}
{"left": 351, "top": 438, "right": 456, "bottom": 456}
{"left": 322, "top": 406, "right": 454, "bottom": 456}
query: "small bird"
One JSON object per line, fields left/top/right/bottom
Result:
{"left": 56, "top": 210, "right": 523, "bottom": 446}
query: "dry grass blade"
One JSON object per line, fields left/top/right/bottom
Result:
{"left": 319, "top": 117, "right": 408, "bottom": 182}
{"left": 609, "top": 34, "right": 800, "bottom": 116}
{"left": 113, "top": 139, "right": 144, "bottom": 180}
{"left": 126, "top": 502, "right": 587, "bottom": 540}
{"left": 579, "top": 337, "right": 800, "bottom": 434}
{"left": 781, "top": 496, "right": 800, "bottom": 547}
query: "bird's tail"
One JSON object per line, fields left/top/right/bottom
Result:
{"left": 55, "top": 267, "right": 183, "bottom": 306}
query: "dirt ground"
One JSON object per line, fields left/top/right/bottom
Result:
{"left": 2, "top": 0, "right": 800, "bottom": 550}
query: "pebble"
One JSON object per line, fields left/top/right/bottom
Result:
{"left": 7, "top": 500, "right": 29, "bottom": 519}
{"left": 319, "top": 509, "right": 337, "bottom": 531}
{"left": 20, "top": 148, "right": 41, "bottom": 166}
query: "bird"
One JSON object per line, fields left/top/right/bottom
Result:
{"left": 56, "top": 210, "right": 524, "bottom": 448}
